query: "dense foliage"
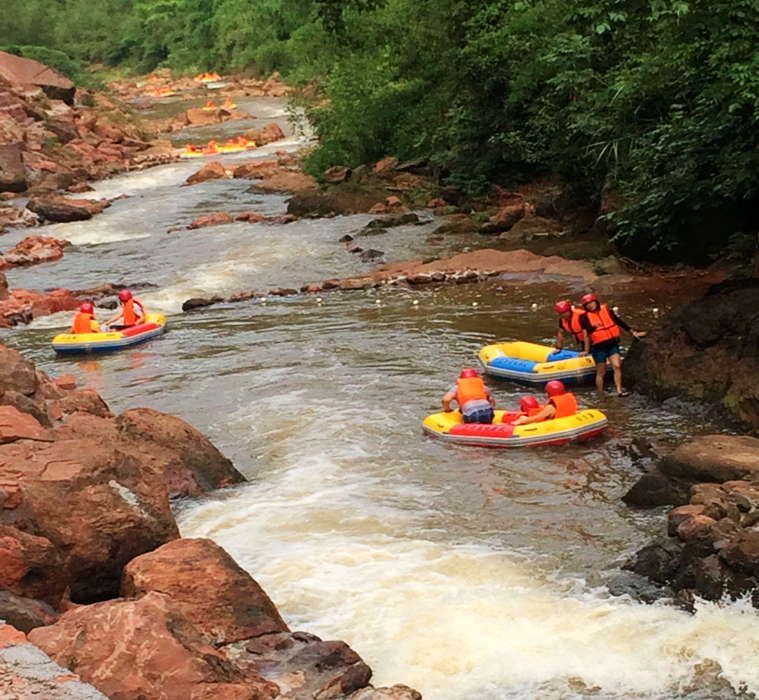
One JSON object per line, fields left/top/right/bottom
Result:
{"left": 1, "top": 0, "right": 757, "bottom": 261}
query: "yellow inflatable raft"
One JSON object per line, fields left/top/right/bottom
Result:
{"left": 423, "top": 408, "right": 608, "bottom": 448}
{"left": 52, "top": 313, "right": 167, "bottom": 354}
{"left": 479, "top": 341, "right": 599, "bottom": 385}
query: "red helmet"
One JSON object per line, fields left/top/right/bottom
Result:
{"left": 118, "top": 289, "right": 133, "bottom": 302}
{"left": 545, "top": 380, "right": 566, "bottom": 397}
{"left": 554, "top": 300, "right": 572, "bottom": 314}
{"left": 519, "top": 396, "right": 540, "bottom": 413}
{"left": 581, "top": 292, "right": 598, "bottom": 306}
{"left": 79, "top": 302, "right": 94, "bottom": 314}
{"left": 459, "top": 368, "right": 479, "bottom": 379}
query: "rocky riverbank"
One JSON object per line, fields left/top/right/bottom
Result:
{"left": 0, "top": 342, "right": 420, "bottom": 699}
{"left": 624, "top": 434, "right": 759, "bottom": 609}
{"left": 624, "top": 278, "right": 759, "bottom": 432}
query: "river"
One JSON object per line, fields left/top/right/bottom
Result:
{"left": 2, "top": 96, "right": 758, "bottom": 700}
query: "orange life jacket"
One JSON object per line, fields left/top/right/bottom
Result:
{"left": 122, "top": 298, "right": 143, "bottom": 326}
{"left": 72, "top": 312, "right": 94, "bottom": 334}
{"left": 586, "top": 304, "right": 621, "bottom": 345}
{"left": 456, "top": 377, "right": 489, "bottom": 406}
{"left": 560, "top": 308, "right": 586, "bottom": 344}
{"left": 549, "top": 392, "right": 578, "bottom": 419}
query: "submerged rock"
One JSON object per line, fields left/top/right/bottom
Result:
{"left": 183, "top": 160, "right": 228, "bottom": 186}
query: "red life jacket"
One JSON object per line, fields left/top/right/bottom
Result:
{"left": 560, "top": 308, "right": 586, "bottom": 345}
{"left": 549, "top": 393, "right": 578, "bottom": 419}
{"left": 456, "top": 377, "right": 488, "bottom": 406}
{"left": 586, "top": 304, "right": 621, "bottom": 345}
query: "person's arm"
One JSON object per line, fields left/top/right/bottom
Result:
{"left": 611, "top": 309, "right": 646, "bottom": 339}
{"left": 578, "top": 329, "right": 589, "bottom": 356}
{"left": 555, "top": 325, "right": 565, "bottom": 351}
{"left": 580, "top": 315, "right": 592, "bottom": 353}
{"left": 513, "top": 403, "right": 555, "bottom": 425}
{"left": 442, "top": 389, "right": 457, "bottom": 412}
{"left": 135, "top": 299, "right": 147, "bottom": 321}
{"left": 485, "top": 388, "right": 496, "bottom": 408}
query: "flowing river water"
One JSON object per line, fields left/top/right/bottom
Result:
{"left": 2, "top": 96, "right": 759, "bottom": 699}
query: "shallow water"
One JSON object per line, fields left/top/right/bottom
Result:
{"left": 3, "top": 98, "right": 757, "bottom": 699}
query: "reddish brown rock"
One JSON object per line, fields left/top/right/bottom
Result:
{"left": 26, "top": 196, "right": 108, "bottom": 223}
{"left": 719, "top": 531, "right": 759, "bottom": 575}
{"left": 184, "top": 160, "right": 228, "bottom": 186}
{"left": 233, "top": 159, "right": 280, "bottom": 179}
{"left": 66, "top": 181, "right": 94, "bottom": 193}
{"left": 426, "top": 197, "right": 447, "bottom": 209}
{"left": 184, "top": 107, "right": 224, "bottom": 127}
{"left": 29, "top": 592, "right": 279, "bottom": 700}
{"left": 0, "top": 438, "right": 178, "bottom": 602}
{"left": 373, "top": 156, "right": 399, "bottom": 173}
{"left": 235, "top": 211, "right": 266, "bottom": 223}
{"left": 122, "top": 538, "right": 288, "bottom": 645}
{"left": 0, "top": 271, "right": 7, "bottom": 300}
{"left": 187, "top": 211, "right": 234, "bottom": 229}
{"left": 57, "top": 389, "right": 112, "bottom": 418}
{"left": 244, "top": 123, "right": 285, "bottom": 146}
{"left": 324, "top": 166, "right": 351, "bottom": 184}
{"left": 0, "top": 288, "right": 80, "bottom": 328}
{"left": 0, "top": 235, "right": 70, "bottom": 270}
{"left": 0, "top": 406, "right": 50, "bottom": 443}
{"left": 247, "top": 169, "right": 317, "bottom": 194}
{"left": 115, "top": 407, "right": 244, "bottom": 496}
{"left": 227, "top": 631, "right": 373, "bottom": 699}
{"left": 661, "top": 435, "right": 759, "bottom": 483}
{"left": 0, "top": 526, "right": 64, "bottom": 606}
{"left": 53, "top": 374, "right": 76, "bottom": 391}
{"left": 0, "top": 143, "right": 26, "bottom": 192}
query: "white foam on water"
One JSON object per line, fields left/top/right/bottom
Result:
{"left": 181, "top": 461, "right": 759, "bottom": 699}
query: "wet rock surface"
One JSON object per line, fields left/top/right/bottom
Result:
{"left": 121, "top": 538, "right": 288, "bottom": 645}
{"left": 626, "top": 435, "right": 759, "bottom": 606}
{"left": 624, "top": 279, "right": 759, "bottom": 430}
{"left": 0, "top": 622, "right": 108, "bottom": 699}
{"left": 0, "top": 234, "right": 71, "bottom": 270}
{"left": 0, "top": 344, "right": 418, "bottom": 698}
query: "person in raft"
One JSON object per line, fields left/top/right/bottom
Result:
{"left": 513, "top": 380, "right": 577, "bottom": 425}
{"left": 554, "top": 299, "right": 588, "bottom": 353}
{"left": 106, "top": 289, "right": 146, "bottom": 329}
{"left": 442, "top": 368, "right": 496, "bottom": 424}
{"left": 71, "top": 302, "right": 100, "bottom": 334}
{"left": 579, "top": 292, "right": 646, "bottom": 397}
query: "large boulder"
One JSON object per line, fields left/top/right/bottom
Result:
{"left": 121, "top": 538, "right": 288, "bottom": 645}
{"left": 115, "top": 408, "right": 245, "bottom": 496}
{"left": 0, "top": 143, "right": 26, "bottom": 192}
{"left": 660, "top": 435, "right": 759, "bottom": 483}
{"left": 0, "top": 623, "right": 108, "bottom": 699}
{"left": 0, "top": 50, "right": 75, "bottom": 104}
{"left": 0, "top": 525, "right": 65, "bottom": 606}
{"left": 184, "top": 160, "right": 228, "bottom": 186}
{"left": 26, "top": 196, "right": 109, "bottom": 223}
{"left": 0, "top": 438, "right": 178, "bottom": 602}
{"left": 29, "top": 592, "right": 279, "bottom": 700}
{"left": 0, "top": 235, "right": 70, "bottom": 270}
{"left": 624, "top": 279, "right": 759, "bottom": 430}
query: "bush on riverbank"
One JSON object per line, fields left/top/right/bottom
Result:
{"left": 3, "top": 0, "right": 758, "bottom": 263}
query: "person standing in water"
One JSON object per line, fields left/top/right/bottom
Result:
{"left": 579, "top": 293, "right": 646, "bottom": 397}
{"left": 553, "top": 300, "right": 588, "bottom": 353}
{"left": 106, "top": 289, "right": 146, "bottom": 329}
{"left": 442, "top": 368, "right": 496, "bottom": 424}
